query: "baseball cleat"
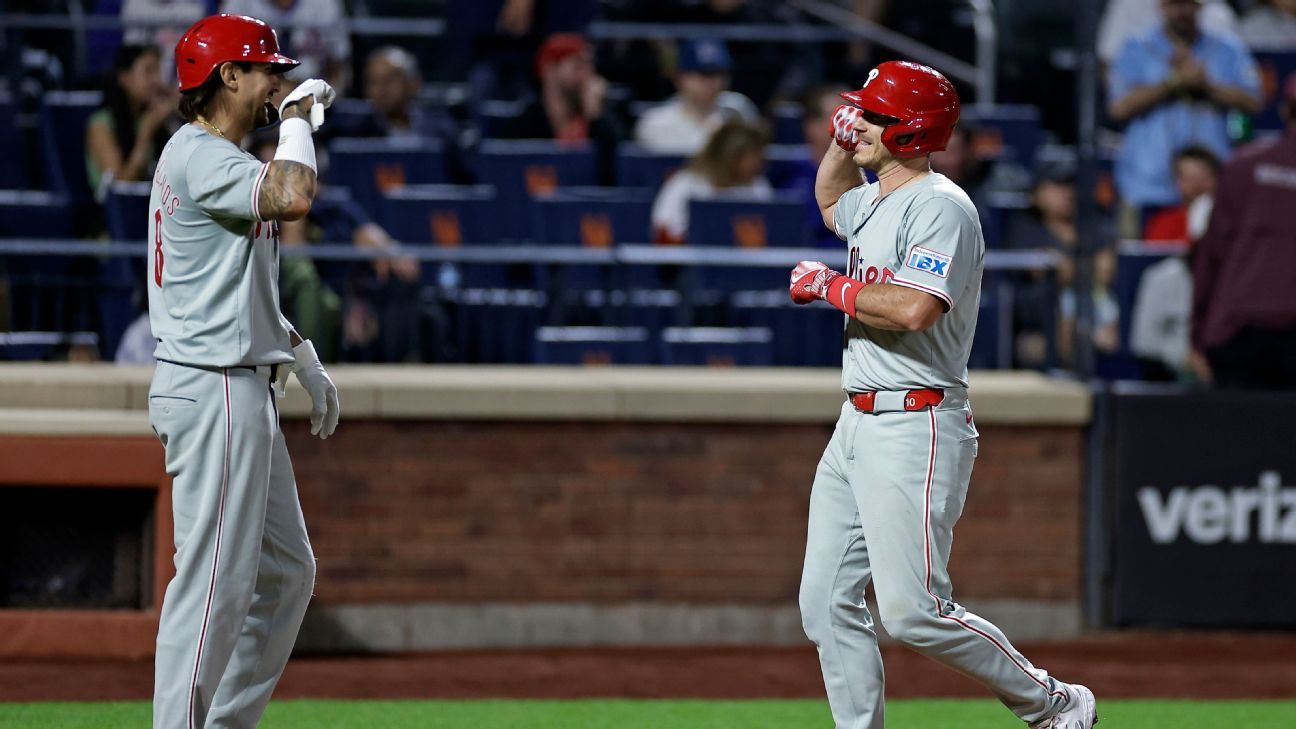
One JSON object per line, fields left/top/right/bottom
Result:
{"left": 1030, "top": 683, "right": 1097, "bottom": 729}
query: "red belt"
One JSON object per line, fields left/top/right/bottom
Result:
{"left": 849, "top": 388, "right": 945, "bottom": 413}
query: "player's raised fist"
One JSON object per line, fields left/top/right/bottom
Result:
{"left": 790, "top": 260, "right": 840, "bottom": 305}
{"left": 830, "top": 105, "right": 861, "bottom": 152}
{"left": 279, "top": 79, "right": 337, "bottom": 131}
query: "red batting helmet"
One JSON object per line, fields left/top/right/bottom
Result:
{"left": 174, "top": 14, "right": 299, "bottom": 92}
{"left": 839, "top": 61, "right": 960, "bottom": 159}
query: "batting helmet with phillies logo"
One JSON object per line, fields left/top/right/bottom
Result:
{"left": 174, "top": 14, "right": 300, "bottom": 92}
{"left": 840, "top": 61, "right": 960, "bottom": 159}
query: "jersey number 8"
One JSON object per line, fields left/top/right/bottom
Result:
{"left": 153, "top": 209, "right": 164, "bottom": 287}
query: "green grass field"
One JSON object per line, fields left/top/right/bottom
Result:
{"left": 2, "top": 699, "right": 1295, "bottom": 728}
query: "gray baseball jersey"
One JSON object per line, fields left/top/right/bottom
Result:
{"left": 147, "top": 123, "right": 314, "bottom": 729}
{"left": 799, "top": 171, "right": 1071, "bottom": 729}
{"left": 148, "top": 124, "right": 295, "bottom": 368}
{"left": 832, "top": 172, "right": 983, "bottom": 392}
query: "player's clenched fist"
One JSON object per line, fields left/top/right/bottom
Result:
{"left": 279, "top": 79, "right": 336, "bottom": 131}
{"left": 830, "top": 104, "right": 862, "bottom": 152}
{"left": 790, "top": 260, "right": 861, "bottom": 318}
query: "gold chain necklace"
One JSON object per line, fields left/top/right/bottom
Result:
{"left": 196, "top": 116, "right": 226, "bottom": 140}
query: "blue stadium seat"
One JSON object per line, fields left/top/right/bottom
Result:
{"left": 327, "top": 137, "right": 448, "bottom": 219}
{"left": 475, "top": 98, "right": 527, "bottom": 138}
{"left": 474, "top": 140, "right": 598, "bottom": 240}
{"left": 531, "top": 186, "right": 655, "bottom": 293}
{"left": 379, "top": 184, "right": 516, "bottom": 288}
{"left": 764, "top": 144, "right": 814, "bottom": 191}
{"left": 1109, "top": 246, "right": 1175, "bottom": 379}
{"left": 615, "top": 143, "right": 687, "bottom": 189}
{"left": 100, "top": 181, "right": 152, "bottom": 359}
{"left": 982, "top": 191, "right": 1031, "bottom": 248}
{"left": 532, "top": 326, "right": 653, "bottom": 365}
{"left": 961, "top": 104, "right": 1042, "bottom": 167}
{"left": 326, "top": 98, "right": 377, "bottom": 131}
{"left": 451, "top": 288, "right": 548, "bottom": 363}
{"left": 0, "top": 331, "right": 99, "bottom": 362}
{"left": 0, "top": 190, "right": 92, "bottom": 338}
{"left": 728, "top": 291, "right": 843, "bottom": 367}
{"left": 104, "top": 181, "right": 151, "bottom": 241}
{"left": 968, "top": 280, "right": 1015, "bottom": 370}
{"left": 771, "top": 102, "right": 804, "bottom": 145}
{"left": 40, "top": 91, "right": 103, "bottom": 210}
{"left": 0, "top": 92, "right": 24, "bottom": 189}
{"left": 687, "top": 193, "right": 807, "bottom": 248}
{"left": 659, "top": 327, "right": 774, "bottom": 367}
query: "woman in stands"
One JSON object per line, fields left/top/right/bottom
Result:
{"left": 84, "top": 44, "right": 177, "bottom": 200}
{"left": 651, "top": 118, "right": 772, "bottom": 244}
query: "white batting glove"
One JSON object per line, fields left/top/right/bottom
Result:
{"left": 279, "top": 79, "right": 336, "bottom": 132}
{"left": 291, "top": 339, "right": 340, "bottom": 439}
{"left": 831, "top": 104, "right": 861, "bottom": 152}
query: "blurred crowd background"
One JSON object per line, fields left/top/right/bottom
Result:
{"left": 1, "top": 0, "right": 1295, "bottom": 385}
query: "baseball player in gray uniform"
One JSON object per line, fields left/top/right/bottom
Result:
{"left": 147, "top": 15, "right": 340, "bottom": 728}
{"left": 790, "top": 62, "right": 1098, "bottom": 729}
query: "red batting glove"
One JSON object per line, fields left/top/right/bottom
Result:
{"left": 790, "top": 260, "right": 861, "bottom": 318}
{"left": 830, "top": 105, "right": 861, "bottom": 152}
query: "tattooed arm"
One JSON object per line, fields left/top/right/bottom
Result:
{"left": 257, "top": 101, "right": 318, "bottom": 222}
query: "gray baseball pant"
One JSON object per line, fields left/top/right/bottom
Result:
{"left": 149, "top": 361, "right": 315, "bottom": 729}
{"left": 799, "top": 394, "right": 1068, "bottom": 728}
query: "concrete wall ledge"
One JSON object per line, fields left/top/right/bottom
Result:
{"left": 0, "top": 364, "right": 1090, "bottom": 428}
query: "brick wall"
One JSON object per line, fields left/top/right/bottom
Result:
{"left": 287, "top": 421, "right": 1084, "bottom": 605}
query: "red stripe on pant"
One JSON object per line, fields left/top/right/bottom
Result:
{"left": 187, "top": 371, "right": 233, "bottom": 728}
{"left": 920, "top": 408, "right": 1064, "bottom": 700}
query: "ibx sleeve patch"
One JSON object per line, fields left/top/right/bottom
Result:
{"left": 904, "top": 246, "right": 953, "bottom": 278}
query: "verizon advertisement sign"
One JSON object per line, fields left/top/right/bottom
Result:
{"left": 1106, "top": 390, "right": 1296, "bottom": 627}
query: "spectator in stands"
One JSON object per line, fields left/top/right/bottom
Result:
{"left": 651, "top": 118, "right": 771, "bottom": 244}
{"left": 1239, "top": 0, "right": 1296, "bottom": 51}
{"left": 634, "top": 39, "right": 759, "bottom": 156}
{"left": 1099, "top": 0, "right": 1240, "bottom": 67}
{"left": 250, "top": 133, "right": 421, "bottom": 362}
{"left": 1142, "top": 145, "right": 1220, "bottom": 245}
{"left": 1007, "top": 159, "right": 1120, "bottom": 368}
{"left": 930, "top": 125, "right": 993, "bottom": 213}
{"left": 1190, "top": 72, "right": 1296, "bottom": 388}
{"left": 497, "top": 33, "right": 622, "bottom": 184}
{"left": 338, "top": 46, "right": 466, "bottom": 181}
{"left": 85, "top": 44, "right": 177, "bottom": 201}
{"left": 220, "top": 0, "right": 352, "bottom": 94}
{"left": 1129, "top": 147, "right": 1218, "bottom": 380}
{"left": 1107, "top": 0, "right": 1262, "bottom": 237}
{"left": 89, "top": 0, "right": 216, "bottom": 80}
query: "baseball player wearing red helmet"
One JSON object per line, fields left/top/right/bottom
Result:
{"left": 149, "top": 14, "right": 339, "bottom": 729}
{"left": 791, "top": 61, "right": 1097, "bottom": 729}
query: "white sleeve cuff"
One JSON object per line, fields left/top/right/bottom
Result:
{"left": 274, "top": 117, "right": 317, "bottom": 173}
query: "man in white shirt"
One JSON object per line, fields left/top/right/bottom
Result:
{"left": 633, "top": 38, "right": 759, "bottom": 156}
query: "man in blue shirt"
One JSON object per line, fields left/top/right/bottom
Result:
{"left": 1108, "top": 0, "right": 1261, "bottom": 234}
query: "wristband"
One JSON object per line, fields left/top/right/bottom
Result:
{"left": 274, "top": 117, "right": 316, "bottom": 173}
{"left": 824, "top": 274, "right": 862, "bottom": 319}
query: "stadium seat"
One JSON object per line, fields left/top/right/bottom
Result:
{"left": 981, "top": 191, "right": 1031, "bottom": 248}
{"left": 0, "top": 190, "right": 93, "bottom": 337}
{"left": 0, "top": 331, "right": 99, "bottom": 362}
{"left": 615, "top": 143, "right": 687, "bottom": 189}
{"left": 771, "top": 102, "right": 804, "bottom": 145}
{"left": 764, "top": 144, "right": 814, "bottom": 191}
{"left": 445, "top": 288, "right": 548, "bottom": 363}
{"left": 39, "top": 91, "right": 103, "bottom": 212}
{"left": 0, "top": 92, "right": 24, "bottom": 189}
{"left": 104, "top": 181, "right": 151, "bottom": 241}
{"left": 961, "top": 104, "right": 1042, "bottom": 168}
{"left": 687, "top": 193, "right": 807, "bottom": 248}
{"left": 531, "top": 186, "right": 655, "bottom": 294}
{"left": 326, "top": 98, "right": 377, "bottom": 132}
{"left": 659, "top": 327, "right": 774, "bottom": 367}
{"left": 728, "top": 291, "right": 843, "bottom": 367}
{"left": 380, "top": 184, "right": 518, "bottom": 288}
{"left": 327, "top": 137, "right": 448, "bottom": 218}
{"left": 474, "top": 140, "right": 598, "bottom": 240}
{"left": 1105, "top": 245, "right": 1175, "bottom": 379}
{"left": 532, "top": 326, "right": 653, "bottom": 365}
{"left": 475, "top": 98, "right": 528, "bottom": 138}
{"left": 968, "top": 280, "right": 1015, "bottom": 370}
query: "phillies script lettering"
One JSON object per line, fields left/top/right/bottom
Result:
{"left": 1138, "top": 471, "right": 1296, "bottom": 544}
